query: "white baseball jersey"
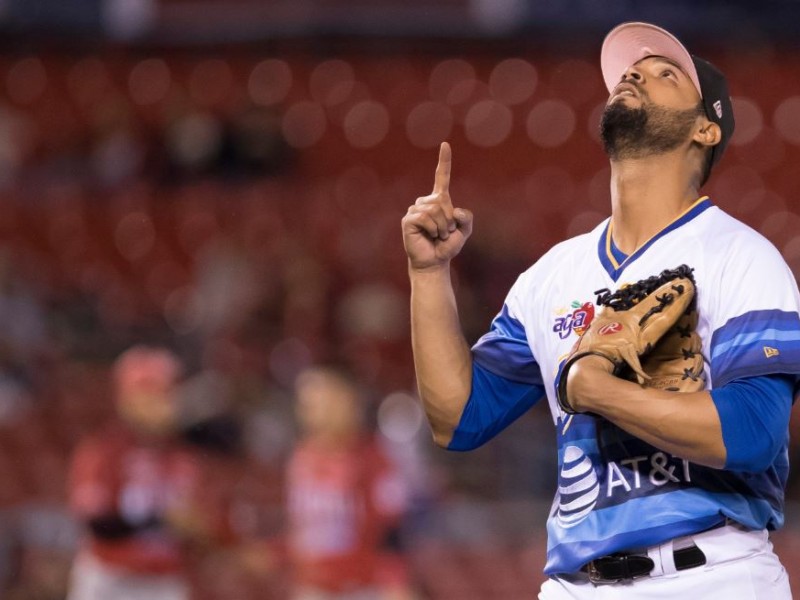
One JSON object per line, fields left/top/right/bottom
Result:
{"left": 459, "top": 197, "right": 800, "bottom": 574}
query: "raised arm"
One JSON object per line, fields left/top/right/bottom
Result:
{"left": 402, "top": 142, "right": 474, "bottom": 447}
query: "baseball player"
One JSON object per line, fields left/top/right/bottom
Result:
{"left": 402, "top": 21, "right": 799, "bottom": 599}
{"left": 67, "top": 346, "right": 225, "bottom": 600}
{"left": 284, "top": 365, "right": 413, "bottom": 600}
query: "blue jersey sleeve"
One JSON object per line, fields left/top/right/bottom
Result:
{"left": 470, "top": 304, "right": 543, "bottom": 384}
{"left": 710, "top": 374, "right": 795, "bottom": 472}
{"left": 448, "top": 303, "right": 545, "bottom": 451}
{"left": 448, "top": 362, "right": 544, "bottom": 451}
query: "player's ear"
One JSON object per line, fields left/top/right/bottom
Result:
{"left": 693, "top": 117, "right": 721, "bottom": 149}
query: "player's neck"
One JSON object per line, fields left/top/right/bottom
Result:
{"left": 608, "top": 154, "right": 700, "bottom": 255}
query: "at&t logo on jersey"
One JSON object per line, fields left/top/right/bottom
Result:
{"left": 553, "top": 301, "right": 595, "bottom": 339}
{"left": 556, "top": 446, "right": 600, "bottom": 528}
{"left": 555, "top": 446, "right": 695, "bottom": 529}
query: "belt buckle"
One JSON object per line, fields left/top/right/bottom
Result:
{"left": 585, "top": 554, "right": 655, "bottom": 584}
{"left": 586, "top": 561, "right": 619, "bottom": 584}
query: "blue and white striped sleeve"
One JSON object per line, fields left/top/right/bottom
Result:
{"left": 708, "top": 239, "right": 800, "bottom": 388}
{"left": 710, "top": 310, "right": 800, "bottom": 386}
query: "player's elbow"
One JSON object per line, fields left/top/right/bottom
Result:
{"left": 432, "top": 423, "right": 498, "bottom": 450}
{"left": 712, "top": 375, "right": 792, "bottom": 473}
{"left": 418, "top": 391, "right": 469, "bottom": 449}
{"left": 425, "top": 408, "right": 463, "bottom": 449}
{"left": 430, "top": 426, "right": 455, "bottom": 449}
{"left": 725, "top": 434, "right": 783, "bottom": 473}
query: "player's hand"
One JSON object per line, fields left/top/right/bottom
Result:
{"left": 402, "top": 142, "right": 473, "bottom": 271}
{"left": 565, "top": 355, "right": 616, "bottom": 412}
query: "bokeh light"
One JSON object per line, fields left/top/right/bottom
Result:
{"left": 774, "top": 96, "right": 800, "bottom": 146}
{"left": 377, "top": 392, "right": 424, "bottom": 443}
{"left": 343, "top": 100, "right": 390, "bottom": 148}
{"left": 310, "top": 59, "right": 356, "bottom": 106}
{"left": 248, "top": 59, "right": 293, "bottom": 106}
{"left": 128, "top": 58, "right": 172, "bottom": 105}
{"left": 464, "top": 100, "right": 513, "bottom": 147}
{"left": 489, "top": 58, "right": 538, "bottom": 105}
{"left": 730, "top": 97, "right": 763, "bottom": 146}
{"left": 429, "top": 59, "right": 478, "bottom": 105}
{"left": 282, "top": 101, "right": 327, "bottom": 148}
{"left": 526, "top": 100, "right": 576, "bottom": 148}
{"left": 406, "top": 101, "right": 454, "bottom": 149}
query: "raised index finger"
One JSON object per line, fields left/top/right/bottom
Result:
{"left": 433, "top": 142, "right": 451, "bottom": 194}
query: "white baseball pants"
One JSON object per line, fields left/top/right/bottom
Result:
{"left": 540, "top": 523, "right": 791, "bottom": 599}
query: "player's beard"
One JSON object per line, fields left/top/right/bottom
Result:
{"left": 600, "top": 100, "right": 703, "bottom": 160}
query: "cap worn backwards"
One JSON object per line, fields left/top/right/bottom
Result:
{"left": 600, "top": 21, "right": 735, "bottom": 168}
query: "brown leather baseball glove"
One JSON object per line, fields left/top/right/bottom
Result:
{"left": 632, "top": 304, "right": 706, "bottom": 392}
{"left": 556, "top": 265, "right": 697, "bottom": 414}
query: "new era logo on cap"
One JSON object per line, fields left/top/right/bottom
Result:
{"left": 691, "top": 56, "right": 735, "bottom": 167}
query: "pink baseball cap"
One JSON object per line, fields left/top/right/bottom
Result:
{"left": 601, "top": 22, "right": 701, "bottom": 97}
{"left": 600, "top": 21, "right": 735, "bottom": 169}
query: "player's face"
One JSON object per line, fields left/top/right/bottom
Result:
{"left": 607, "top": 56, "right": 701, "bottom": 112}
{"left": 600, "top": 57, "right": 705, "bottom": 161}
{"left": 295, "top": 372, "right": 361, "bottom": 443}
{"left": 117, "top": 384, "right": 180, "bottom": 436}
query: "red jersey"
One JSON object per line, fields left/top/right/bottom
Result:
{"left": 68, "top": 423, "right": 204, "bottom": 575}
{"left": 286, "top": 436, "right": 408, "bottom": 592}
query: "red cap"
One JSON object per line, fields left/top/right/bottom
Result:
{"left": 113, "top": 346, "right": 182, "bottom": 393}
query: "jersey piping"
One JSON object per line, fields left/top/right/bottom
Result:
{"left": 598, "top": 196, "right": 713, "bottom": 281}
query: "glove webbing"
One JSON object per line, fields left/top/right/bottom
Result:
{"left": 594, "top": 264, "right": 696, "bottom": 326}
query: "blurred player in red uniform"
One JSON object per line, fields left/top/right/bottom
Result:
{"left": 285, "top": 365, "right": 414, "bottom": 600}
{"left": 67, "top": 346, "right": 223, "bottom": 600}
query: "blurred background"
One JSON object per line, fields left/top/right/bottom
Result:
{"left": 0, "top": 0, "right": 799, "bottom": 598}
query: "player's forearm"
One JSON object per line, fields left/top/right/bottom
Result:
{"left": 569, "top": 360, "right": 726, "bottom": 468}
{"left": 409, "top": 264, "right": 472, "bottom": 447}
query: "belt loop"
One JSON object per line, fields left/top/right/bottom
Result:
{"left": 647, "top": 545, "right": 664, "bottom": 577}
{"left": 659, "top": 538, "right": 677, "bottom": 576}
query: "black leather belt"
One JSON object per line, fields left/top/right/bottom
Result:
{"left": 581, "top": 544, "right": 707, "bottom": 584}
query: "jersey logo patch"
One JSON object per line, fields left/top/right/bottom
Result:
{"left": 764, "top": 346, "right": 780, "bottom": 358}
{"left": 552, "top": 301, "right": 595, "bottom": 339}
{"left": 556, "top": 446, "right": 599, "bottom": 528}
